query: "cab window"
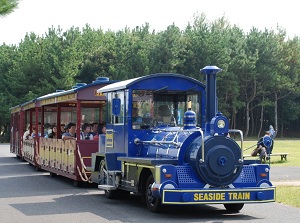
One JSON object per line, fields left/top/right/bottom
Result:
{"left": 131, "top": 90, "right": 201, "bottom": 129}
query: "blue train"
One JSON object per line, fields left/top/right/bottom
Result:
{"left": 90, "top": 66, "right": 276, "bottom": 212}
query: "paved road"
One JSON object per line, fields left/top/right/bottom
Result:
{"left": 271, "top": 166, "right": 300, "bottom": 186}
{"left": 1, "top": 144, "right": 299, "bottom": 223}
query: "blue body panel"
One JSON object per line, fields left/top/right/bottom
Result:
{"left": 94, "top": 69, "right": 275, "bottom": 210}
{"left": 151, "top": 164, "right": 275, "bottom": 204}
{"left": 162, "top": 187, "right": 275, "bottom": 204}
{"left": 99, "top": 74, "right": 206, "bottom": 160}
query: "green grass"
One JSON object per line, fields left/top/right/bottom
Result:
{"left": 242, "top": 140, "right": 300, "bottom": 166}
{"left": 242, "top": 139, "right": 300, "bottom": 208}
{"left": 276, "top": 186, "right": 300, "bottom": 207}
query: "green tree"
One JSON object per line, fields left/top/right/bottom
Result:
{"left": 149, "top": 24, "right": 186, "bottom": 74}
{"left": 0, "top": 0, "right": 19, "bottom": 16}
{"left": 0, "top": 44, "right": 18, "bottom": 139}
{"left": 222, "top": 26, "right": 253, "bottom": 129}
{"left": 274, "top": 36, "right": 300, "bottom": 136}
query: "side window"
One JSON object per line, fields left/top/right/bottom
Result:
{"left": 81, "top": 107, "right": 100, "bottom": 124}
{"left": 153, "top": 93, "right": 200, "bottom": 127}
{"left": 132, "top": 90, "right": 153, "bottom": 129}
{"left": 109, "top": 91, "right": 124, "bottom": 125}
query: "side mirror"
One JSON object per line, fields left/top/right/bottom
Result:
{"left": 112, "top": 98, "right": 121, "bottom": 116}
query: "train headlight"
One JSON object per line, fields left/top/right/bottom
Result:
{"left": 209, "top": 112, "right": 229, "bottom": 136}
{"left": 217, "top": 119, "right": 226, "bottom": 129}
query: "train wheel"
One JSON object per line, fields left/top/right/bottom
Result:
{"left": 145, "top": 174, "right": 161, "bottom": 212}
{"left": 224, "top": 203, "right": 244, "bottom": 212}
{"left": 98, "top": 160, "right": 118, "bottom": 199}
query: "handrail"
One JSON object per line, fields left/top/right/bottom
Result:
{"left": 229, "top": 129, "right": 244, "bottom": 161}
{"left": 76, "top": 144, "right": 92, "bottom": 182}
{"left": 135, "top": 139, "right": 181, "bottom": 147}
{"left": 199, "top": 128, "right": 205, "bottom": 163}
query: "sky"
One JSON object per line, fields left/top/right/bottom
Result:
{"left": 0, "top": 0, "right": 299, "bottom": 45}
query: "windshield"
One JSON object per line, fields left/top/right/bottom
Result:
{"left": 131, "top": 90, "right": 200, "bottom": 129}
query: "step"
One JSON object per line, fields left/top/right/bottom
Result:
{"left": 98, "top": 184, "right": 117, "bottom": 190}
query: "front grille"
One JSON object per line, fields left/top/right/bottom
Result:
{"left": 177, "top": 166, "right": 197, "bottom": 183}
{"left": 237, "top": 166, "right": 256, "bottom": 183}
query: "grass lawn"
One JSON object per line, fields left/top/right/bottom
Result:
{"left": 242, "top": 140, "right": 300, "bottom": 166}
{"left": 276, "top": 185, "right": 300, "bottom": 208}
{"left": 243, "top": 139, "right": 300, "bottom": 208}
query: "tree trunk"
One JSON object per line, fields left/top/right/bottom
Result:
{"left": 231, "top": 108, "right": 236, "bottom": 129}
{"left": 244, "top": 79, "right": 257, "bottom": 139}
{"left": 250, "top": 106, "right": 255, "bottom": 136}
{"left": 258, "top": 102, "right": 264, "bottom": 138}
{"left": 274, "top": 92, "right": 278, "bottom": 132}
{"left": 245, "top": 101, "right": 250, "bottom": 138}
{"left": 280, "top": 122, "right": 283, "bottom": 137}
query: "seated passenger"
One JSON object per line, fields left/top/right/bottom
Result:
{"left": 47, "top": 125, "right": 57, "bottom": 139}
{"left": 91, "top": 122, "right": 99, "bottom": 136}
{"left": 132, "top": 107, "right": 142, "bottom": 123}
{"left": 94, "top": 122, "right": 106, "bottom": 140}
{"left": 59, "top": 123, "right": 66, "bottom": 139}
{"left": 44, "top": 123, "right": 51, "bottom": 138}
{"left": 80, "top": 123, "right": 93, "bottom": 140}
{"left": 31, "top": 123, "right": 42, "bottom": 139}
{"left": 31, "top": 123, "right": 42, "bottom": 138}
{"left": 62, "top": 122, "right": 76, "bottom": 140}
{"left": 31, "top": 128, "right": 37, "bottom": 138}
{"left": 23, "top": 125, "right": 30, "bottom": 140}
{"left": 98, "top": 122, "right": 106, "bottom": 134}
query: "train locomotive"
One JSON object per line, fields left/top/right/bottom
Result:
{"left": 90, "top": 66, "right": 276, "bottom": 212}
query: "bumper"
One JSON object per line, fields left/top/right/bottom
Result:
{"left": 161, "top": 187, "right": 276, "bottom": 204}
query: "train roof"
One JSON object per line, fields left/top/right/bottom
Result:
{"left": 36, "top": 78, "right": 116, "bottom": 101}
{"left": 10, "top": 77, "right": 116, "bottom": 111}
{"left": 98, "top": 73, "right": 205, "bottom": 93}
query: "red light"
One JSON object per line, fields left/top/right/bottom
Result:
{"left": 164, "top": 174, "right": 172, "bottom": 178}
{"left": 260, "top": 173, "right": 267, "bottom": 177}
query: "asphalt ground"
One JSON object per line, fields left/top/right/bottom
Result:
{"left": 1, "top": 143, "right": 299, "bottom": 223}
{"left": 270, "top": 166, "right": 300, "bottom": 186}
